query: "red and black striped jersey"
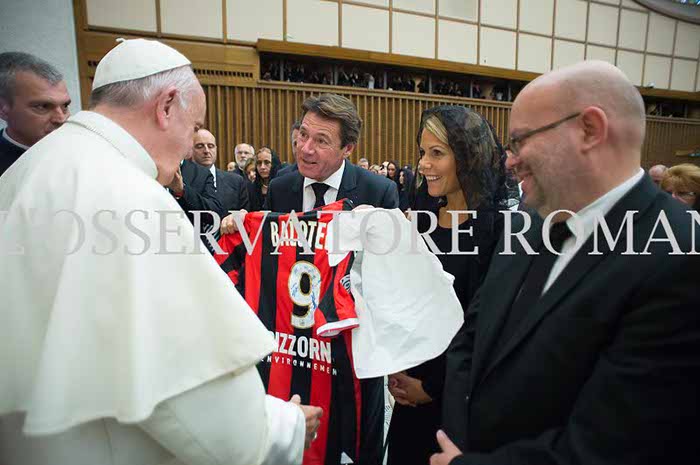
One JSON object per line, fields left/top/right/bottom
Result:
{"left": 216, "top": 200, "right": 363, "bottom": 465}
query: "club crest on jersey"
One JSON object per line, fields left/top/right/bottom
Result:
{"left": 340, "top": 274, "right": 351, "bottom": 293}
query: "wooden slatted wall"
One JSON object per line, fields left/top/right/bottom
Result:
{"left": 203, "top": 81, "right": 700, "bottom": 171}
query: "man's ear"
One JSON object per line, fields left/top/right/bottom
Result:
{"left": 0, "top": 97, "right": 11, "bottom": 121}
{"left": 342, "top": 143, "right": 355, "bottom": 159}
{"left": 154, "top": 86, "right": 179, "bottom": 130}
{"left": 580, "top": 106, "right": 607, "bottom": 153}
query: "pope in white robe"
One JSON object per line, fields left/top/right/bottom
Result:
{"left": 0, "top": 39, "right": 317, "bottom": 465}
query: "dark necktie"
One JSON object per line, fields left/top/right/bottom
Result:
{"left": 499, "top": 221, "right": 573, "bottom": 345}
{"left": 312, "top": 183, "right": 329, "bottom": 209}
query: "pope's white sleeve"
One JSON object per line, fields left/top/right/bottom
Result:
{"left": 137, "top": 366, "right": 305, "bottom": 465}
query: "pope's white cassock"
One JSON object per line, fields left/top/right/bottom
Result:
{"left": 0, "top": 111, "right": 305, "bottom": 465}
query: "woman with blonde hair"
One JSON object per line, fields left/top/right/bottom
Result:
{"left": 660, "top": 163, "right": 700, "bottom": 211}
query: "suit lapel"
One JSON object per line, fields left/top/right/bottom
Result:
{"left": 289, "top": 173, "right": 305, "bottom": 212}
{"left": 336, "top": 161, "right": 358, "bottom": 206}
{"left": 476, "top": 175, "right": 658, "bottom": 387}
{"left": 468, "top": 216, "right": 543, "bottom": 391}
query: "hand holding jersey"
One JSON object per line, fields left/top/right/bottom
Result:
{"left": 290, "top": 395, "right": 323, "bottom": 449}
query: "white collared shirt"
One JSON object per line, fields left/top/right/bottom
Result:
{"left": 209, "top": 164, "right": 217, "bottom": 188}
{"left": 302, "top": 160, "right": 346, "bottom": 211}
{"left": 544, "top": 168, "right": 645, "bottom": 293}
{"left": 2, "top": 128, "right": 30, "bottom": 151}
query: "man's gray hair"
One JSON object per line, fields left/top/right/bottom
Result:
{"left": 89, "top": 65, "right": 199, "bottom": 109}
{"left": 0, "top": 52, "right": 64, "bottom": 103}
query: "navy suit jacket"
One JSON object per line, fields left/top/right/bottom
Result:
{"left": 0, "top": 129, "right": 26, "bottom": 178}
{"left": 176, "top": 159, "right": 223, "bottom": 226}
{"left": 213, "top": 167, "right": 249, "bottom": 213}
{"left": 265, "top": 160, "right": 398, "bottom": 212}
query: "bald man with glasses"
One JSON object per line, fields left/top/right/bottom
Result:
{"left": 435, "top": 61, "right": 700, "bottom": 465}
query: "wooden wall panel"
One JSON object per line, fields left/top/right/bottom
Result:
{"left": 202, "top": 81, "right": 700, "bottom": 171}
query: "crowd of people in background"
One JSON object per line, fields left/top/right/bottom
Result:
{"left": 648, "top": 163, "right": 700, "bottom": 211}
{"left": 260, "top": 58, "right": 514, "bottom": 101}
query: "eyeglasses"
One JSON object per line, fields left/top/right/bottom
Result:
{"left": 667, "top": 191, "right": 697, "bottom": 199}
{"left": 505, "top": 112, "right": 580, "bottom": 156}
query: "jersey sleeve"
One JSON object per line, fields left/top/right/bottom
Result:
{"left": 316, "top": 252, "right": 358, "bottom": 338}
{"left": 215, "top": 230, "right": 246, "bottom": 286}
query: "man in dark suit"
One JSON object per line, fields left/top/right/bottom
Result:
{"left": 192, "top": 128, "right": 249, "bottom": 213}
{"left": 222, "top": 93, "right": 397, "bottom": 465}
{"left": 167, "top": 155, "right": 223, "bottom": 232}
{"left": 269, "top": 94, "right": 397, "bottom": 465}
{"left": 271, "top": 94, "right": 397, "bottom": 465}
{"left": 433, "top": 61, "right": 700, "bottom": 465}
{"left": 276, "top": 120, "right": 300, "bottom": 177}
{"left": 0, "top": 52, "right": 71, "bottom": 176}
{"left": 265, "top": 98, "right": 396, "bottom": 212}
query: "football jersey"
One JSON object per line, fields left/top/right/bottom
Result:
{"left": 216, "top": 200, "right": 363, "bottom": 465}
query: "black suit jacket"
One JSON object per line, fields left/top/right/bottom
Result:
{"left": 265, "top": 160, "right": 399, "bottom": 212}
{"left": 444, "top": 174, "right": 700, "bottom": 464}
{"left": 176, "top": 159, "right": 223, "bottom": 226}
{"left": 264, "top": 160, "right": 398, "bottom": 465}
{"left": 213, "top": 167, "right": 249, "bottom": 213}
{"left": 277, "top": 162, "right": 298, "bottom": 177}
{"left": 0, "top": 129, "right": 26, "bottom": 178}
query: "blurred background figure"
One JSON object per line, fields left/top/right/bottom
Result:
{"left": 249, "top": 147, "right": 281, "bottom": 211}
{"left": 397, "top": 166, "right": 413, "bottom": 211}
{"left": 386, "top": 159, "right": 399, "bottom": 185}
{"left": 660, "top": 163, "right": 700, "bottom": 211}
{"left": 357, "top": 157, "right": 369, "bottom": 170}
{"left": 231, "top": 142, "right": 255, "bottom": 178}
{"left": 192, "top": 128, "right": 249, "bottom": 214}
{"left": 278, "top": 121, "right": 301, "bottom": 176}
{"left": 244, "top": 157, "right": 256, "bottom": 182}
{"left": 648, "top": 164, "right": 668, "bottom": 186}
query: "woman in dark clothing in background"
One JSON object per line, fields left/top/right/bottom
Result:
{"left": 397, "top": 167, "right": 414, "bottom": 211}
{"left": 386, "top": 105, "right": 516, "bottom": 465}
{"left": 248, "top": 147, "right": 281, "bottom": 211}
{"left": 386, "top": 159, "right": 400, "bottom": 185}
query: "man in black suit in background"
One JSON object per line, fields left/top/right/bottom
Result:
{"left": 192, "top": 128, "right": 249, "bottom": 212}
{"left": 167, "top": 150, "right": 222, "bottom": 234}
{"left": 277, "top": 120, "right": 300, "bottom": 177}
{"left": 434, "top": 61, "right": 700, "bottom": 465}
{"left": 0, "top": 52, "right": 71, "bottom": 177}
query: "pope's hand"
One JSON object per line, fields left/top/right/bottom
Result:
{"left": 429, "top": 430, "right": 462, "bottom": 465}
{"left": 290, "top": 394, "right": 323, "bottom": 450}
{"left": 167, "top": 167, "right": 184, "bottom": 196}
{"left": 220, "top": 211, "right": 247, "bottom": 235}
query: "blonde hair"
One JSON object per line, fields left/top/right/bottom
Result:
{"left": 422, "top": 115, "right": 449, "bottom": 145}
{"left": 660, "top": 163, "right": 700, "bottom": 193}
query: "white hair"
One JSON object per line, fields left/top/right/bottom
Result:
{"left": 89, "top": 65, "right": 199, "bottom": 109}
